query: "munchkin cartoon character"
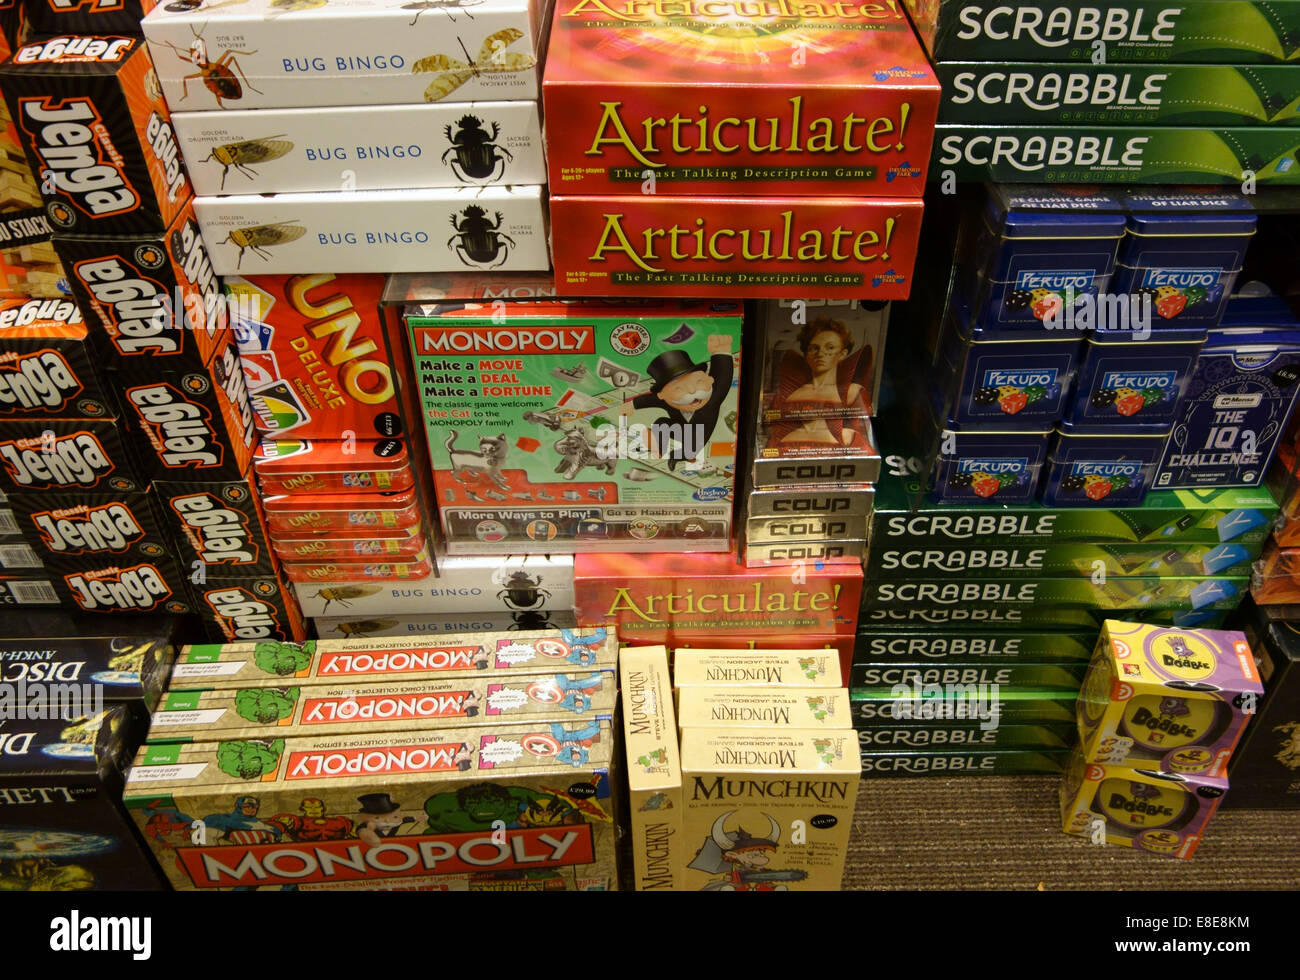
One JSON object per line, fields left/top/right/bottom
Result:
{"left": 688, "top": 811, "right": 809, "bottom": 891}
{"left": 620, "top": 336, "right": 733, "bottom": 471}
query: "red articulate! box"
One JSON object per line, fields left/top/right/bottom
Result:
{"left": 543, "top": 0, "right": 938, "bottom": 197}
{"left": 550, "top": 195, "right": 922, "bottom": 299}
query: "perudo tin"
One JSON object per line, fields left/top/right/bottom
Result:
{"left": 1065, "top": 327, "right": 1205, "bottom": 429}
{"left": 1075, "top": 620, "right": 1262, "bottom": 777}
{"left": 1040, "top": 421, "right": 1168, "bottom": 506}
{"left": 928, "top": 418, "right": 1050, "bottom": 505}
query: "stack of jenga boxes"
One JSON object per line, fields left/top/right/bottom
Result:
{"left": 621, "top": 646, "right": 859, "bottom": 891}
{"left": 1061, "top": 621, "right": 1264, "bottom": 859}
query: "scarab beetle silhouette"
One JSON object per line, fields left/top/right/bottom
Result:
{"left": 448, "top": 205, "right": 516, "bottom": 268}
{"left": 443, "top": 115, "right": 513, "bottom": 182}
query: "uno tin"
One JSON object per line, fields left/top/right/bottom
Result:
{"left": 1065, "top": 327, "right": 1206, "bottom": 429}
{"left": 959, "top": 184, "right": 1125, "bottom": 330}
{"left": 1041, "top": 422, "right": 1168, "bottom": 506}
{"left": 253, "top": 438, "right": 414, "bottom": 495}
{"left": 1114, "top": 190, "right": 1257, "bottom": 328}
{"left": 929, "top": 418, "right": 1050, "bottom": 505}
{"left": 262, "top": 487, "right": 423, "bottom": 535}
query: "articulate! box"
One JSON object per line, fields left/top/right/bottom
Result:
{"left": 620, "top": 645, "right": 682, "bottom": 891}
{"left": 543, "top": 0, "right": 938, "bottom": 197}
{"left": 174, "top": 101, "right": 546, "bottom": 195}
{"left": 0, "top": 35, "right": 191, "bottom": 236}
{"left": 124, "top": 720, "right": 618, "bottom": 890}
{"left": 407, "top": 300, "right": 741, "bottom": 552}
{"left": 549, "top": 195, "right": 923, "bottom": 299}
{"left": 141, "top": 0, "right": 545, "bottom": 111}
{"left": 679, "top": 728, "right": 858, "bottom": 891}
{"left": 1076, "top": 621, "right": 1262, "bottom": 778}
{"left": 0, "top": 297, "right": 111, "bottom": 418}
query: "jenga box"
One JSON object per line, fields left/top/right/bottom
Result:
{"left": 3, "top": 487, "right": 174, "bottom": 570}
{"left": 0, "top": 94, "right": 70, "bottom": 299}
{"left": 52, "top": 551, "right": 193, "bottom": 615}
{"left": 154, "top": 475, "right": 276, "bottom": 580}
{"left": 190, "top": 570, "right": 308, "bottom": 645}
{"left": 619, "top": 645, "right": 682, "bottom": 892}
{"left": 0, "top": 416, "right": 147, "bottom": 493}
{"left": 0, "top": 34, "right": 191, "bottom": 236}
{"left": 0, "top": 296, "right": 110, "bottom": 417}
{"left": 23, "top": 0, "right": 159, "bottom": 38}
{"left": 123, "top": 719, "right": 618, "bottom": 891}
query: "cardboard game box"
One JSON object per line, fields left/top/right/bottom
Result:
{"left": 0, "top": 297, "right": 111, "bottom": 418}
{"left": 678, "top": 686, "right": 853, "bottom": 730}
{"left": 155, "top": 477, "right": 277, "bottom": 580}
{"left": 406, "top": 300, "right": 742, "bottom": 552}
{"left": 190, "top": 571, "right": 309, "bottom": 645}
{"left": 674, "top": 649, "right": 844, "bottom": 689}
{"left": 619, "top": 645, "right": 682, "bottom": 891}
{"left": 313, "top": 611, "right": 580, "bottom": 639}
{"left": 1224, "top": 610, "right": 1300, "bottom": 808}
{"left": 0, "top": 416, "right": 148, "bottom": 494}
{"left": 4, "top": 488, "right": 175, "bottom": 572}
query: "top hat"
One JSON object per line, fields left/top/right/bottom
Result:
{"left": 646, "top": 350, "right": 707, "bottom": 391}
{"left": 357, "top": 793, "right": 401, "bottom": 814}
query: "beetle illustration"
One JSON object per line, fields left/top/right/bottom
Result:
{"left": 221, "top": 221, "right": 307, "bottom": 268}
{"left": 330, "top": 619, "right": 399, "bottom": 639}
{"left": 448, "top": 205, "right": 515, "bottom": 268}
{"left": 412, "top": 29, "right": 536, "bottom": 103}
{"left": 156, "top": 23, "right": 262, "bottom": 108}
{"left": 403, "top": 0, "right": 482, "bottom": 25}
{"left": 203, "top": 136, "right": 294, "bottom": 190}
{"left": 311, "top": 585, "right": 381, "bottom": 613}
{"left": 508, "top": 610, "right": 555, "bottom": 631}
{"left": 496, "top": 569, "right": 551, "bottom": 611}
{"left": 442, "top": 115, "right": 513, "bottom": 182}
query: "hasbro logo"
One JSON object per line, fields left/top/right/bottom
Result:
{"left": 984, "top": 369, "right": 1056, "bottom": 388}
{"left": 1142, "top": 268, "right": 1220, "bottom": 290}
{"left": 1015, "top": 270, "right": 1093, "bottom": 292}
{"left": 694, "top": 487, "right": 729, "bottom": 501}
{"left": 957, "top": 457, "right": 1026, "bottom": 475}
{"left": 1072, "top": 460, "right": 1142, "bottom": 479}
{"left": 1102, "top": 371, "right": 1177, "bottom": 390}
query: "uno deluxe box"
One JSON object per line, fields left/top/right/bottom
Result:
{"left": 543, "top": 0, "right": 938, "bottom": 197}
{"left": 173, "top": 101, "right": 546, "bottom": 196}
{"left": 0, "top": 297, "right": 113, "bottom": 419}
{"left": 225, "top": 274, "right": 408, "bottom": 442}
{"left": 167, "top": 627, "right": 617, "bottom": 691}
{"left": 191, "top": 573, "right": 309, "bottom": 645}
{"left": 141, "top": 0, "right": 546, "bottom": 111}
{"left": 123, "top": 720, "right": 618, "bottom": 891}
{"left": 1076, "top": 620, "right": 1263, "bottom": 778}
{"left": 0, "top": 707, "right": 166, "bottom": 891}
{"left": 0, "top": 35, "right": 191, "bottom": 236}
{"left": 905, "top": 0, "right": 1300, "bottom": 63}
{"left": 4, "top": 488, "right": 174, "bottom": 572}
{"left": 194, "top": 185, "right": 550, "bottom": 276}
{"left": 406, "top": 299, "right": 741, "bottom": 553}
{"left": 573, "top": 551, "right": 862, "bottom": 644}
{"left": 0, "top": 416, "right": 148, "bottom": 494}
{"left": 549, "top": 195, "right": 923, "bottom": 299}
{"left": 154, "top": 476, "right": 277, "bottom": 580}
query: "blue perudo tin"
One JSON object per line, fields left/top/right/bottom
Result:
{"left": 1154, "top": 298, "right": 1300, "bottom": 490}
{"left": 958, "top": 184, "right": 1126, "bottom": 330}
{"left": 1041, "top": 422, "right": 1169, "bottom": 507}
{"left": 1064, "top": 328, "right": 1207, "bottom": 430}
{"left": 928, "top": 417, "right": 1050, "bottom": 505}
{"left": 932, "top": 304, "right": 1081, "bottom": 429}
{"left": 1114, "top": 190, "right": 1256, "bottom": 329}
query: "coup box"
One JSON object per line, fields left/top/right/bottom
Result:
{"left": 620, "top": 645, "right": 682, "bottom": 891}
{"left": 677, "top": 687, "right": 853, "bottom": 731}
{"left": 907, "top": 0, "right": 1300, "bottom": 63}
{"left": 679, "top": 728, "right": 858, "bottom": 891}
{"left": 747, "top": 483, "right": 875, "bottom": 520}
{"left": 123, "top": 720, "right": 618, "bottom": 891}
{"left": 226, "top": 274, "right": 407, "bottom": 441}
{"left": 0, "top": 35, "right": 190, "bottom": 236}
{"left": 573, "top": 552, "right": 863, "bottom": 643}
{"left": 174, "top": 102, "right": 546, "bottom": 196}
{"left": 1076, "top": 620, "right": 1262, "bottom": 777}
{"left": 155, "top": 477, "right": 276, "bottom": 579}
{"left": 549, "top": 195, "right": 923, "bottom": 300}
{"left": 191, "top": 574, "right": 309, "bottom": 645}
{"left": 866, "top": 541, "right": 1255, "bottom": 581}
{"left": 0, "top": 297, "right": 111, "bottom": 418}
{"left": 168, "top": 627, "right": 617, "bottom": 691}
{"left": 194, "top": 185, "right": 550, "bottom": 276}
{"left": 753, "top": 417, "right": 881, "bottom": 488}
{"left": 313, "top": 611, "right": 580, "bottom": 638}
{"left": 141, "top": 0, "right": 546, "bottom": 111}
{"left": 673, "top": 649, "right": 843, "bottom": 689}
{"left": 0, "top": 416, "right": 147, "bottom": 493}
{"left": 0, "top": 707, "right": 165, "bottom": 890}
{"left": 543, "top": 1, "right": 938, "bottom": 197}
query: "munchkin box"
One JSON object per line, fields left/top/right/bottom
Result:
{"left": 407, "top": 299, "right": 742, "bottom": 552}
{"left": 620, "top": 645, "right": 682, "bottom": 892}
{"left": 1076, "top": 620, "right": 1263, "bottom": 777}
{"left": 543, "top": 0, "right": 938, "bottom": 197}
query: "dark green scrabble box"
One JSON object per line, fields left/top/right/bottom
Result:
{"left": 855, "top": 722, "right": 1077, "bottom": 752}
{"left": 866, "top": 541, "right": 1257, "bottom": 580}
{"left": 854, "top": 630, "right": 1095, "bottom": 662}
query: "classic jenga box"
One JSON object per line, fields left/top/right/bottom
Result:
{"left": 23, "top": 0, "right": 159, "bottom": 38}
{"left": 4, "top": 488, "right": 174, "bottom": 571}
{"left": 190, "top": 573, "right": 309, "bottom": 645}
{"left": 619, "top": 645, "right": 682, "bottom": 891}
{"left": 0, "top": 297, "right": 109, "bottom": 417}
{"left": 679, "top": 728, "right": 859, "bottom": 890}
{"left": 673, "top": 649, "right": 843, "bottom": 689}
{"left": 678, "top": 687, "right": 853, "bottom": 730}
{"left": 0, "top": 416, "right": 147, "bottom": 493}
{"left": 53, "top": 553, "right": 193, "bottom": 615}
{"left": 123, "top": 719, "right": 619, "bottom": 890}
{"left": 0, "top": 35, "right": 191, "bottom": 236}
{"left": 155, "top": 475, "right": 277, "bottom": 580}
{"left": 0, "top": 98, "right": 70, "bottom": 299}
{"left": 168, "top": 627, "right": 617, "bottom": 690}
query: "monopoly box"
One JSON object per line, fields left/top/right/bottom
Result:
{"left": 620, "top": 645, "right": 682, "bottom": 892}
{"left": 549, "top": 195, "right": 924, "bottom": 299}
{"left": 314, "top": 610, "right": 580, "bottom": 639}
{"left": 407, "top": 300, "right": 741, "bottom": 552}
{"left": 123, "top": 720, "right": 618, "bottom": 890}
{"left": 543, "top": 0, "right": 938, "bottom": 197}
{"left": 154, "top": 477, "right": 276, "bottom": 580}
{"left": 168, "top": 627, "right": 616, "bottom": 691}
{"left": 191, "top": 573, "right": 309, "bottom": 645}
{"left": 0, "top": 297, "right": 111, "bottom": 418}
{"left": 141, "top": 0, "right": 547, "bottom": 111}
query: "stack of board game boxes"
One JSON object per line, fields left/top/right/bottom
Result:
{"left": 1061, "top": 621, "right": 1262, "bottom": 859}
{"left": 541, "top": 0, "right": 938, "bottom": 299}
{"left": 143, "top": 0, "right": 551, "bottom": 274}
{"left": 621, "top": 646, "right": 859, "bottom": 891}
{"left": 124, "top": 626, "right": 623, "bottom": 890}
{"left": 912, "top": 0, "right": 1300, "bottom": 186}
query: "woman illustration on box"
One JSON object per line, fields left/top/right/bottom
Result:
{"left": 772, "top": 318, "right": 872, "bottom": 416}
{"left": 774, "top": 415, "right": 873, "bottom": 449}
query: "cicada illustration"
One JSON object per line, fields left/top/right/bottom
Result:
{"left": 220, "top": 221, "right": 306, "bottom": 267}
{"left": 404, "top": 0, "right": 482, "bottom": 25}
{"left": 311, "top": 585, "right": 381, "bottom": 613}
{"left": 330, "top": 618, "right": 399, "bottom": 639}
{"left": 270, "top": 0, "right": 329, "bottom": 9}
{"left": 204, "top": 136, "right": 293, "bottom": 190}
{"left": 412, "top": 29, "right": 536, "bottom": 103}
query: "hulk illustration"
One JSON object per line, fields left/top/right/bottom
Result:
{"left": 254, "top": 641, "right": 315, "bottom": 676}
{"left": 235, "top": 687, "right": 300, "bottom": 724}
{"left": 217, "top": 738, "right": 286, "bottom": 779}
{"left": 424, "top": 783, "right": 578, "bottom": 833}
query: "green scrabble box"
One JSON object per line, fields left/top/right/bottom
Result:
{"left": 852, "top": 688, "right": 1078, "bottom": 726}
{"left": 850, "top": 661, "right": 1088, "bottom": 690}
{"left": 855, "top": 723, "right": 1077, "bottom": 752}
{"left": 860, "top": 604, "right": 1230, "bottom": 630}
{"left": 866, "top": 541, "right": 1257, "bottom": 580}
{"left": 855, "top": 630, "right": 1095, "bottom": 662}
{"left": 859, "top": 748, "right": 1069, "bottom": 777}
